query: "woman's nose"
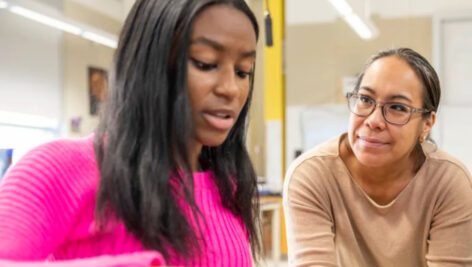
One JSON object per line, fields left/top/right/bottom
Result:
{"left": 213, "top": 67, "right": 239, "bottom": 99}
{"left": 364, "top": 105, "right": 387, "bottom": 130}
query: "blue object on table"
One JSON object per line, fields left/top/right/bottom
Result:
{"left": 0, "top": 149, "right": 13, "bottom": 180}
{"left": 258, "top": 189, "right": 282, "bottom": 197}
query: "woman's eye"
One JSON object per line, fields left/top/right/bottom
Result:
{"left": 389, "top": 104, "right": 408, "bottom": 113}
{"left": 191, "top": 58, "right": 217, "bottom": 71}
{"left": 359, "top": 95, "right": 372, "bottom": 104}
{"left": 236, "top": 69, "right": 251, "bottom": 79}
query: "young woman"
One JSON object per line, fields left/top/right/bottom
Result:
{"left": 0, "top": 0, "right": 260, "bottom": 266}
{"left": 284, "top": 48, "right": 472, "bottom": 267}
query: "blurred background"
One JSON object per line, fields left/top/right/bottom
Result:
{"left": 1, "top": 0, "right": 472, "bottom": 265}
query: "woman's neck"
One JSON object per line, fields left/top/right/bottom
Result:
{"left": 189, "top": 141, "right": 203, "bottom": 172}
{"left": 340, "top": 137, "right": 420, "bottom": 205}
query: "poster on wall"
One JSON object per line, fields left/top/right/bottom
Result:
{"left": 88, "top": 67, "right": 108, "bottom": 115}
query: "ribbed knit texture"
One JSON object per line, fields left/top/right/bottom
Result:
{"left": 0, "top": 135, "right": 252, "bottom": 267}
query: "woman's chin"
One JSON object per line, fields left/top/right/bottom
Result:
{"left": 354, "top": 153, "right": 390, "bottom": 168}
{"left": 201, "top": 137, "right": 228, "bottom": 148}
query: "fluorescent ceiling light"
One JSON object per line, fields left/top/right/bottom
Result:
{"left": 7, "top": 2, "right": 119, "bottom": 48}
{"left": 0, "top": 1, "right": 8, "bottom": 9}
{"left": 82, "top": 31, "right": 118, "bottom": 49}
{"left": 327, "top": 0, "right": 352, "bottom": 17}
{"left": 326, "top": 0, "right": 378, "bottom": 40}
{"left": 9, "top": 5, "right": 82, "bottom": 35}
{"left": 344, "top": 13, "right": 374, "bottom": 39}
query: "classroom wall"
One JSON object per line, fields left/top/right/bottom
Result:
{"left": 0, "top": 2, "right": 62, "bottom": 121}
{"left": 286, "top": 15, "right": 432, "bottom": 106}
{"left": 62, "top": 0, "right": 121, "bottom": 137}
{"left": 248, "top": 0, "right": 266, "bottom": 177}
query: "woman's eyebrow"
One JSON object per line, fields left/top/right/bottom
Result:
{"left": 191, "top": 36, "right": 256, "bottom": 58}
{"left": 191, "top": 37, "right": 224, "bottom": 51}
{"left": 359, "top": 86, "right": 412, "bottom": 103}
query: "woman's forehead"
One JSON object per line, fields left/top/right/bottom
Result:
{"left": 361, "top": 56, "right": 423, "bottom": 102}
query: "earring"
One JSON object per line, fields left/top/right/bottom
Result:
{"left": 419, "top": 136, "right": 425, "bottom": 143}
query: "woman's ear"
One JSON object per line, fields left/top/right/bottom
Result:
{"left": 421, "top": 111, "right": 436, "bottom": 140}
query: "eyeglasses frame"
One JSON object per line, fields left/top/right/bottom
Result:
{"left": 346, "top": 92, "right": 431, "bottom": 125}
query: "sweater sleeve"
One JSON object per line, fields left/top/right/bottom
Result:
{"left": 283, "top": 158, "right": 338, "bottom": 267}
{"left": 0, "top": 251, "right": 165, "bottom": 267}
{"left": 0, "top": 139, "right": 93, "bottom": 260}
{"left": 426, "top": 167, "right": 472, "bottom": 267}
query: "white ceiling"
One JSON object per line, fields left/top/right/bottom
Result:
{"left": 287, "top": 0, "right": 472, "bottom": 25}
{"left": 66, "top": 0, "right": 134, "bottom": 22}
{"left": 64, "top": 0, "right": 472, "bottom": 25}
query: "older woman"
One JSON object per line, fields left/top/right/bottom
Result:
{"left": 283, "top": 48, "right": 472, "bottom": 267}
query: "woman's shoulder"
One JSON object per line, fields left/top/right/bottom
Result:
{"left": 2, "top": 134, "right": 99, "bottom": 196}
{"left": 420, "top": 143, "right": 472, "bottom": 227}
{"left": 284, "top": 135, "right": 343, "bottom": 196}
{"left": 286, "top": 135, "right": 342, "bottom": 179}
{"left": 422, "top": 142, "right": 471, "bottom": 182}
{"left": 0, "top": 135, "right": 100, "bottom": 256}
{"left": 30, "top": 135, "right": 95, "bottom": 160}
{"left": 16, "top": 135, "right": 95, "bottom": 171}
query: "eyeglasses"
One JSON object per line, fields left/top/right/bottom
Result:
{"left": 346, "top": 92, "right": 430, "bottom": 125}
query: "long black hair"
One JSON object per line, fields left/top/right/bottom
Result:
{"left": 94, "top": 0, "right": 260, "bottom": 261}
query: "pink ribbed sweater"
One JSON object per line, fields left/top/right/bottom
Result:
{"left": 0, "top": 135, "right": 252, "bottom": 267}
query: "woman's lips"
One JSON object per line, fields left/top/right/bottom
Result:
{"left": 202, "top": 111, "right": 235, "bottom": 131}
{"left": 358, "top": 136, "right": 389, "bottom": 148}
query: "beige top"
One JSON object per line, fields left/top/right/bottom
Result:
{"left": 283, "top": 134, "right": 472, "bottom": 267}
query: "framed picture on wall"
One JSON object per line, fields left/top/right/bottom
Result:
{"left": 88, "top": 67, "right": 108, "bottom": 115}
